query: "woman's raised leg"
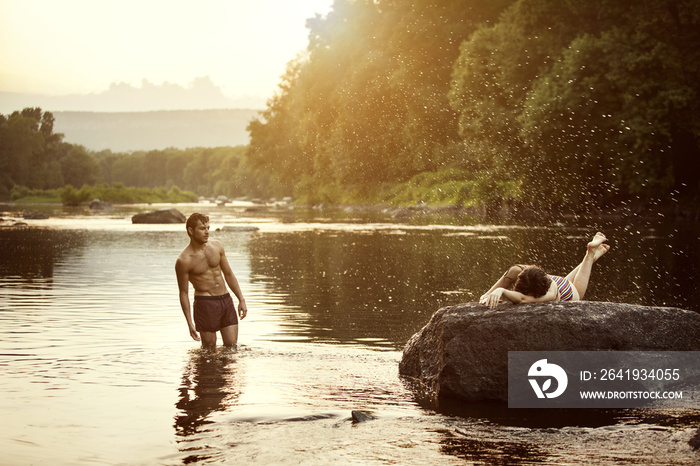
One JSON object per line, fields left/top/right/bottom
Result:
{"left": 564, "top": 241, "right": 610, "bottom": 282}
{"left": 565, "top": 233, "right": 609, "bottom": 299}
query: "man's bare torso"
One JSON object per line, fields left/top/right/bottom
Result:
{"left": 177, "top": 240, "right": 228, "bottom": 296}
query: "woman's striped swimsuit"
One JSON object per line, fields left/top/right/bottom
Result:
{"left": 549, "top": 275, "right": 574, "bottom": 301}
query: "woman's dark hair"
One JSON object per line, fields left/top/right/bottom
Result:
{"left": 514, "top": 266, "right": 550, "bottom": 298}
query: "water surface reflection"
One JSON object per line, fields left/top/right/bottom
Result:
{"left": 175, "top": 348, "right": 242, "bottom": 436}
{"left": 1, "top": 208, "right": 698, "bottom": 465}
{"left": 175, "top": 348, "right": 243, "bottom": 463}
{"left": 0, "top": 228, "right": 86, "bottom": 279}
{"left": 246, "top": 224, "right": 700, "bottom": 351}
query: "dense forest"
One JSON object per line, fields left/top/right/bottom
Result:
{"left": 0, "top": 108, "right": 268, "bottom": 201}
{"left": 248, "top": 0, "right": 700, "bottom": 211}
{"left": 2, "top": 0, "right": 699, "bottom": 213}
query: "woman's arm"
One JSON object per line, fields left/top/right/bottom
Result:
{"left": 481, "top": 281, "right": 557, "bottom": 309}
{"left": 480, "top": 265, "right": 525, "bottom": 300}
{"left": 519, "top": 280, "right": 558, "bottom": 303}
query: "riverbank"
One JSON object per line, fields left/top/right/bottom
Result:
{"left": 4, "top": 195, "right": 700, "bottom": 232}
{"left": 6, "top": 183, "right": 199, "bottom": 206}
{"left": 303, "top": 198, "right": 700, "bottom": 227}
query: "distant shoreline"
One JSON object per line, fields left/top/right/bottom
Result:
{"left": 2, "top": 198, "right": 699, "bottom": 226}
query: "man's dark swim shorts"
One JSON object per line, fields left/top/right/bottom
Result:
{"left": 193, "top": 293, "right": 238, "bottom": 332}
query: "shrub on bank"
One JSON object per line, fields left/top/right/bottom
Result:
{"left": 9, "top": 183, "right": 199, "bottom": 204}
{"left": 383, "top": 169, "right": 522, "bottom": 209}
{"left": 10, "top": 185, "right": 61, "bottom": 202}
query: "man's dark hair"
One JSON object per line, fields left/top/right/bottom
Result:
{"left": 186, "top": 213, "right": 209, "bottom": 236}
{"left": 514, "top": 265, "right": 550, "bottom": 298}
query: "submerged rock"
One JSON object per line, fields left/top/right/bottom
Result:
{"left": 399, "top": 302, "right": 700, "bottom": 402}
{"left": 89, "top": 198, "right": 112, "bottom": 210}
{"left": 690, "top": 427, "right": 700, "bottom": 451}
{"left": 217, "top": 225, "right": 260, "bottom": 232}
{"left": 131, "top": 208, "right": 186, "bottom": 224}
{"left": 23, "top": 212, "right": 49, "bottom": 219}
{"left": 351, "top": 410, "right": 376, "bottom": 423}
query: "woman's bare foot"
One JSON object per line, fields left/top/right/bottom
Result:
{"left": 587, "top": 232, "right": 607, "bottom": 252}
{"left": 593, "top": 243, "right": 610, "bottom": 261}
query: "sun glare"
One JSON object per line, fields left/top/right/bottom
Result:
{"left": 0, "top": 0, "right": 334, "bottom": 98}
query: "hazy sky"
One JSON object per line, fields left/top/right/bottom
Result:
{"left": 0, "top": 0, "right": 334, "bottom": 101}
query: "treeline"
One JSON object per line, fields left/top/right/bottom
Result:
{"left": 10, "top": 184, "right": 199, "bottom": 204}
{"left": 5, "top": 1, "right": 699, "bottom": 212}
{"left": 247, "top": 0, "right": 700, "bottom": 210}
{"left": 0, "top": 108, "right": 96, "bottom": 196}
{"left": 95, "top": 146, "right": 268, "bottom": 198}
{"left": 0, "top": 108, "right": 270, "bottom": 201}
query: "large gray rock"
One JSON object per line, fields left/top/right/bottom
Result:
{"left": 131, "top": 208, "right": 186, "bottom": 224}
{"left": 399, "top": 302, "right": 700, "bottom": 402}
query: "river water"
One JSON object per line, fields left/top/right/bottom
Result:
{"left": 1, "top": 202, "right": 699, "bottom": 465}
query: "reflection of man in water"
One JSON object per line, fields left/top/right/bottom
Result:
{"left": 174, "top": 350, "right": 240, "bottom": 438}
{"left": 176, "top": 213, "right": 247, "bottom": 347}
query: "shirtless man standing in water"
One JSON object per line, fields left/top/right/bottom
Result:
{"left": 175, "top": 213, "right": 247, "bottom": 347}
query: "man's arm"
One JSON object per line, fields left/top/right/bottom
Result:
{"left": 175, "top": 258, "right": 201, "bottom": 341}
{"left": 217, "top": 244, "right": 247, "bottom": 320}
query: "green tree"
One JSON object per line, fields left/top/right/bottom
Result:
{"left": 449, "top": 0, "right": 700, "bottom": 208}
{"left": 0, "top": 107, "right": 75, "bottom": 195}
{"left": 110, "top": 152, "right": 146, "bottom": 187}
{"left": 247, "top": 0, "right": 513, "bottom": 203}
{"left": 60, "top": 145, "right": 100, "bottom": 187}
{"left": 0, "top": 110, "right": 44, "bottom": 191}
{"left": 247, "top": 58, "right": 309, "bottom": 196}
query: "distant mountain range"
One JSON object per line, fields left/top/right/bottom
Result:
{"left": 52, "top": 109, "right": 261, "bottom": 152}
{"left": 0, "top": 77, "right": 267, "bottom": 151}
{"left": 0, "top": 77, "right": 267, "bottom": 113}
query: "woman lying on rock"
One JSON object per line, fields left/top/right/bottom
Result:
{"left": 480, "top": 232, "right": 610, "bottom": 309}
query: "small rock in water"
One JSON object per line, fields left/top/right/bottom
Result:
{"left": 89, "top": 198, "right": 112, "bottom": 210}
{"left": 351, "top": 410, "right": 376, "bottom": 423}
{"left": 218, "top": 225, "right": 260, "bottom": 232}
{"left": 689, "top": 427, "right": 700, "bottom": 451}
{"left": 23, "top": 212, "right": 48, "bottom": 219}
{"left": 131, "top": 208, "right": 185, "bottom": 224}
